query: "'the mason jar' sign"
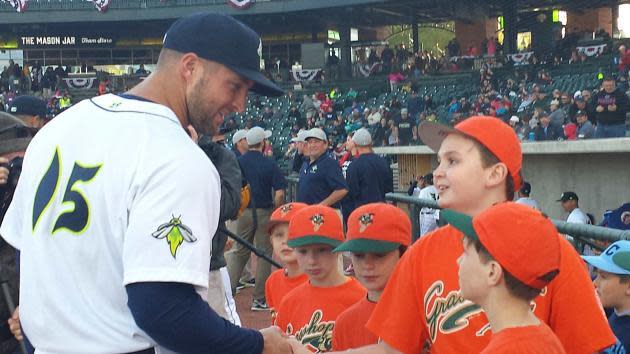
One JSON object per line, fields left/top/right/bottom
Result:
{"left": 19, "top": 35, "right": 114, "bottom": 48}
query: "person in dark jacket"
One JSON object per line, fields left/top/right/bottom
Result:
{"left": 534, "top": 111, "right": 564, "bottom": 141}
{"left": 594, "top": 78, "right": 630, "bottom": 138}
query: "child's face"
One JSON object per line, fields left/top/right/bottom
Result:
{"left": 457, "top": 237, "right": 490, "bottom": 303}
{"left": 351, "top": 250, "right": 400, "bottom": 293}
{"left": 593, "top": 270, "right": 629, "bottom": 310}
{"left": 270, "top": 224, "right": 296, "bottom": 265}
{"left": 294, "top": 244, "right": 340, "bottom": 285}
{"left": 434, "top": 134, "right": 494, "bottom": 212}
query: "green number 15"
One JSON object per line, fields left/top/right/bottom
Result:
{"left": 32, "top": 147, "right": 102, "bottom": 235}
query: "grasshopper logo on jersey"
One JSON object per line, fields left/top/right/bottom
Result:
{"left": 290, "top": 310, "right": 334, "bottom": 352}
{"left": 358, "top": 213, "right": 374, "bottom": 233}
{"left": 151, "top": 216, "right": 197, "bottom": 258}
{"left": 280, "top": 204, "right": 293, "bottom": 217}
{"left": 311, "top": 214, "right": 324, "bottom": 232}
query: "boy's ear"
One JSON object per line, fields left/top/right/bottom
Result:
{"left": 486, "top": 260, "right": 504, "bottom": 287}
{"left": 485, "top": 162, "right": 509, "bottom": 189}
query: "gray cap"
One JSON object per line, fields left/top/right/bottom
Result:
{"left": 352, "top": 128, "right": 372, "bottom": 146}
{"left": 304, "top": 127, "right": 327, "bottom": 141}
{"left": 401, "top": 108, "right": 408, "bottom": 114}
{"left": 291, "top": 129, "right": 308, "bottom": 143}
{"left": 246, "top": 126, "right": 272, "bottom": 145}
{"left": 0, "top": 111, "right": 32, "bottom": 155}
{"left": 232, "top": 129, "right": 247, "bottom": 145}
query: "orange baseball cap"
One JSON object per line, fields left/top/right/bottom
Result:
{"left": 267, "top": 202, "right": 309, "bottom": 233}
{"left": 418, "top": 116, "right": 522, "bottom": 189}
{"left": 442, "top": 202, "right": 560, "bottom": 290}
{"left": 287, "top": 205, "right": 344, "bottom": 248}
{"left": 334, "top": 203, "right": 411, "bottom": 253}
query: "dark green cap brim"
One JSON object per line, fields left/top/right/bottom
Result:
{"left": 441, "top": 209, "right": 479, "bottom": 241}
{"left": 333, "top": 238, "right": 401, "bottom": 253}
{"left": 287, "top": 235, "right": 342, "bottom": 248}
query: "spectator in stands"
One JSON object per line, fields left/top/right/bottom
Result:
{"left": 366, "top": 107, "right": 381, "bottom": 127}
{"left": 8, "top": 95, "right": 47, "bottom": 129}
{"left": 515, "top": 182, "right": 540, "bottom": 210}
{"left": 576, "top": 110, "right": 595, "bottom": 139}
{"left": 343, "top": 128, "right": 393, "bottom": 221}
{"left": 618, "top": 44, "right": 630, "bottom": 78}
{"left": 534, "top": 111, "right": 564, "bottom": 141}
{"left": 135, "top": 64, "right": 148, "bottom": 76}
{"left": 407, "top": 91, "right": 421, "bottom": 121}
{"left": 594, "top": 77, "right": 630, "bottom": 138}
{"left": 508, "top": 115, "right": 524, "bottom": 141}
{"left": 563, "top": 123, "right": 578, "bottom": 140}
{"left": 394, "top": 108, "right": 415, "bottom": 145}
{"left": 373, "top": 118, "right": 387, "bottom": 147}
{"left": 290, "top": 130, "right": 308, "bottom": 174}
{"left": 558, "top": 191, "right": 590, "bottom": 224}
{"left": 297, "top": 128, "right": 348, "bottom": 209}
{"left": 388, "top": 70, "right": 405, "bottom": 93}
{"left": 568, "top": 95, "right": 594, "bottom": 124}
{"left": 548, "top": 99, "right": 566, "bottom": 130}
{"left": 288, "top": 105, "right": 304, "bottom": 128}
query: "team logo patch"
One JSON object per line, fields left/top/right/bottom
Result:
{"left": 151, "top": 215, "right": 197, "bottom": 258}
{"left": 358, "top": 213, "right": 374, "bottom": 233}
{"left": 280, "top": 204, "right": 293, "bottom": 217}
{"left": 311, "top": 214, "right": 324, "bottom": 232}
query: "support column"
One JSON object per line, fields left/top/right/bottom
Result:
{"left": 412, "top": 18, "right": 419, "bottom": 53}
{"left": 612, "top": 4, "right": 619, "bottom": 37}
{"left": 503, "top": 0, "right": 518, "bottom": 53}
{"left": 339, "top": 25, "right": 352, "bottom": 79}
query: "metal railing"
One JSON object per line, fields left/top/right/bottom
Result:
{"left": 0, "top": 0, "right": 278, "bottom": 11}
{"left": 386, "top": 192, "right": 630, "bottom": 252}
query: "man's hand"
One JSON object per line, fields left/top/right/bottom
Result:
{"left": 224, "top": 238, "right": 234, "bottom": 252}
{"left": 288, "top": 337, "right": 309, "bottom": 354}
{"left": 0, "top": 157, "right": 9, "bottom": 186}
{"left": 186, "top": 125, "right": 199, "bottom": 144}
{"left": 608, "top": 103, "right": 617, "bottom": 111}
{"left": 8, "top": 306, "right": 22, "bottom": 341}
{"left": 596, "top": 105, "right": 605, "bottom": 113}
{"left": 261, "top": 326, "right": 292, "bottom": 354}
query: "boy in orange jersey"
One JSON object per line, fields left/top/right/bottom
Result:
{"left": 265, "top": 202, "right": 309, "bottom": 323}
{"left": 289, "top": 116, "right": 615, "bottom": 354}
{"left": 275, "top": 204, "right": 365, "bottom": 352}
{"left": 443, "top": 202, "right": 565, "bottom": 353}
{"left": 331, "top": 203, "right": 411, "bottom": 350}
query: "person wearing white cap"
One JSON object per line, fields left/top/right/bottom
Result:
{"left": 343, "top": 128, "right": 393, "bottom": 221}
{"left": 228, "top": 126, "right": 287, "bottom": 311}
{"left": 231, "top": 129, "right": 248, "bottom": 157}
{"left": 297, "top": 128, "right": 348, "bottom": 209}
{"left": 290, "top": 129, "right": 309, "bottom": 174}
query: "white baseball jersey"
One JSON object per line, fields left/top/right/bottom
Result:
{"left": 567, "top": 208, "right": 591, "bottom": 224}
{"left": 515, "top": 197, "right": 540, "bottom": 210}
{"left": 0, "top": 94, "right": 220, "bottom": 353}
{"left": 418, "top": 185, "right": 438, "bottom": 236}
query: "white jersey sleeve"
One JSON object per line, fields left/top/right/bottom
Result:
{"left": 567, "top": 208, "right": 590, "bottom": 224}
{"left": 123, "top": 140, "right": 220, "bottom": 288}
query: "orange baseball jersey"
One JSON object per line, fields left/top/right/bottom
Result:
{"left": 331, "top": 297, "right": 378, "bottom": 350}
{"left": 275, "top": 278, "right": 366, "bottom": 352}
{"left": 481, "top": 323, "right": 565, "bottom": 354}
{"left": 366, "top": 225, "right": 616, "bottom": 354}
{"left": 265, "top": 269, "right": 308, "bottom": 324}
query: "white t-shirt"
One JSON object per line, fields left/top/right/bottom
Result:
{"left": 567, "top": 208, "right": 591, "bottom": 224}
{"left": 515, "top": 197, "right": 540, "bottom": 210}
{"left": 0, "top": 94, "right": 220, "bottom": 353}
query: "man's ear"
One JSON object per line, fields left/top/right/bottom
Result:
{"left": 179, "top": 53, "right": 199, "bottom": 82}
{"left": 486, "top": 260, "right": 504, "bottom": 287}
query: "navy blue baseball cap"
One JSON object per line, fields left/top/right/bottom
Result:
{"left": 163, "top": 12, "right": 283, "bottom": 97}
{"left": 9, "top": 95, "right": 47, "bottom": 118}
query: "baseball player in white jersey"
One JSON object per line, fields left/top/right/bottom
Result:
{"left": 0, "top": 13, "right": 291, "bottom": 354}
{"left": 418, "top": 173, "right": 439, "bottom": 236}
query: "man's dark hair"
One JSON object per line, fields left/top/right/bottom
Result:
{"left": 464, "top": 235, "right": 558, "bottom": 302}
{"left": 603, "top": 77, "right": 615, "bottom": 82}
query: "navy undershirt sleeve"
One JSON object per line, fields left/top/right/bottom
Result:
{"left": 126, "top": 282, "right": 264, "bottom": 354}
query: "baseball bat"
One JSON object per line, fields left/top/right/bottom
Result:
{"left": 218, "top": 225, "right": 283, "bottom": 269}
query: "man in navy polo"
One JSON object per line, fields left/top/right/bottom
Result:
{"left": 297, "top": 128, "right": 348, "bottom": 209}
{"left": 228, "top": 126, "right": 287, "bottom": 311}
{"left": 344, "top": 128, "right": 393, "bottom": 220}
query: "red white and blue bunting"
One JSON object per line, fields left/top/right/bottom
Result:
{"left": 2, "top": 0, "right": 28, "bottom": 12}
{"left": 506, "top": 52, "right": 534, "bottom": 64}
{"left": 448, "top": 55, "right": 476, "bottom": 62}
{"left": 358, "top": 62, "right": 382, "bottom": 77}
{"left": 87, "top": 0, "right": 111, "bottom": 12}
{"left": 291, "top": 69, "right": 320, "bottom": 82}
{"left": 227, "top": 0, "right": 253, "bottom": 9}
{"left": 577, "top": 44, "right": 606, "bottom": 57}
{"left": 63, "top": 77, "right": 97, "bottom": 90}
